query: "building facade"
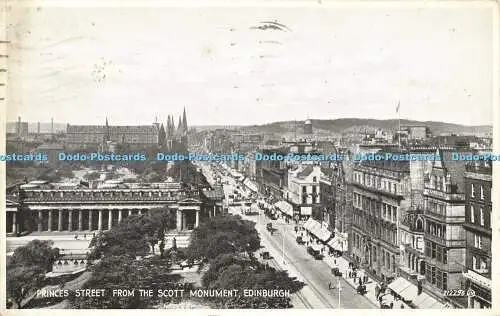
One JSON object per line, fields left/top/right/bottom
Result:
{"left": 350, "top": 158, "right": 411, "bottom": 283}
{"left": 421, "top": 149, "right": 469, "bottom": 306}
{"left": 462, "top": 161, "right": 492, "bottom": 308}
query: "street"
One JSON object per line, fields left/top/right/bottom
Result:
{"left": 200, "top": 161, "right": 375, "bottom": 309}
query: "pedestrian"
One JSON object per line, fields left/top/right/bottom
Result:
{"left": 375, "top": 284, "right": 381, "bottom": 298}
{"left": 390, "top": 302, "right": 394, "bottom": 309}
{"left": 400, "top": 304, "right": 405, "bottom": 309}
{"left": 83, "top": 234, "right": 86, "bottom": 239}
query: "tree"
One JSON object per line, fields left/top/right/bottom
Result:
{"left": 88, "top": 208, "right": 175, "bottom": 259}
{"left": 187, "top": 214, "right": 260, "bottom": 261}
{"left": 69, "top": 255, "right": 183, "bottom": 309}
{"left": 201, "top": 254, "right": 304, "bottom": 308}
{"left": 11, "top": 239, "right": 60, "bottom": 272}
{"left": 6, "top": 265, "right": 46, "bottom": 308}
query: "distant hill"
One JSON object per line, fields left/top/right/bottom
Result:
{"left": 236, "top": 119, "right": 492, "bottom": 136}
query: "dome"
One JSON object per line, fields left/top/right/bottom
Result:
{"left": 304, "top": 119, "right": 312, "bottom": 125}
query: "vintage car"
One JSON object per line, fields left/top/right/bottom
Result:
{"left": 306, "top": 246, "right": 323, "bottom": 260}
{"left": 296, "top": 236, "right": 305, "bottom": 245}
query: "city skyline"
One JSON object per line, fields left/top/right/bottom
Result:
{"left": 6, "top": 2, "right": 495, "bottom": 127}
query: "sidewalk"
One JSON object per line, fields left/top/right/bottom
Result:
{"left": 278, "top": 217, "right": 410, "bottom": 309}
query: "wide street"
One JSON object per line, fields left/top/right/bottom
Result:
{"left": 199, "top": 161, "right": 375, "bottom": 309}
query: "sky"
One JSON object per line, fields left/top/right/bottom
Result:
{"left": 6, "top": 1, "right": 496, "bottom": 127}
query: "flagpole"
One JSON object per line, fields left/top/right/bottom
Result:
{"left": 397, "top": 101, "right": 401, "bottom": 149}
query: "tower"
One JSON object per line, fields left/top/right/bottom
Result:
{"left": 304, "top": 118, "right": 313, "bottom": 135}
{"left": 182, "top": 106, "right": 188, "bottom": 132}
{"left": 104, "top": 117, "right": 110, "bottom": 141}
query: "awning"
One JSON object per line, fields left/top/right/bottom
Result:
{"left": 303, "top": 218, "right": 331, "bottom": 241}
{"left": 243, "top": 179, "right": 258, "bottom": 192}
{"left": 301, "top": 206, "right": 312, "bottom": 216}
{"left": 399, "top": 282, "right": 418, "bottom": 301}
{"left": 303, "top": 218, "right": 316, "bottom": 231}
{"left": 388, "top": 277, "right": 412, "bottom": 294}
{"left": 462, "top": 269, "right": 492, "bottom": 290}
{"left": 412, "top": 291, "right": 445, "bottom": 309}
{"left": 274, "top": 201, "right": 294, "bottom": 216}
{"left": 327, "top": 236, "right": 347, "bottom": 252}
{"left": 316, "top": 226, "right": 332, "bottom": 242}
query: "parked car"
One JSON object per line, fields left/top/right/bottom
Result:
{"left": 307, "top": 246, "right": 323, "bottom": 260}
{"left": 296, "top": 236, "right": 305, "bottom": 245}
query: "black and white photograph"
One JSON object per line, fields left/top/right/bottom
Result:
{"left": 1, "top": 0, "right": 498, "bottom": 312}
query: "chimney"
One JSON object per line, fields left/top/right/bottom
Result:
{"left": 51, "top": 118, "right": 54, "bottom": 135}
{"left": 37, "top": 122, "right": 40, "bottom": 134}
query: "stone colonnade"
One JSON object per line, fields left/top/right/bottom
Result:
{"left": 6, "top": 208, "right": 148, "bottom": 233}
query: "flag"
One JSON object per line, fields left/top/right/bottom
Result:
{"left": 396, "top": 101, "right": 400, "bottom": 114}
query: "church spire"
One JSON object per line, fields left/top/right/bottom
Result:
{"left": 178, "top": 115, "right": 182, "bottom": 131}
{"left": 182, "top": 107, "right": 188, "bottom": 131}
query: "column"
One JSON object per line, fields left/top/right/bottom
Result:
{"left": 68, "top": 210, "right": 73, "bottom": 231}
{"left": 48, "top": 210, "right": 53, "bottom": 232}
{"left": 89, "top": 210, "right": 93, "bottom": 231}
{"left": 58, "top": 210, "right": 63, "bottom": 231}
{"left": 78, "top": 210, "right": 83, "bottom": 231}
{"left": 108, "top": 210, "right": 113, "bottom": 230}
{"left": 98, "top": 210, "right": 103, "bottom": 231}
{"left": 176, "top": 210, "right": 182, "bottom": 231}
{"left": 118, "top": 210, "right": 123, "bottom": 223}
{"left": 12, "top": 212, "right": 17, "bottom": 235}
{"left": 38, "top": 211, "right": 43, "bottom": 232}
{"left": 195, "top": 210, "right": 200, "bottom": 228}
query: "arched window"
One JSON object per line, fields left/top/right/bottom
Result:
{"left": 415, "top": 217, "right": 424, "bottom": 231}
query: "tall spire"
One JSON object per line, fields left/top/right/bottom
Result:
{"left": 105, "top": 117, "right": 110, "bottom": 141}
{"left": 182, "top": 107, "right": 188, "bottom": 131}
{"left": 178, "top": 115, "right": 182, "bottom": 131}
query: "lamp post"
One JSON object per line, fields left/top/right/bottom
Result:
{"left": 282, "top": 226, "right": 286, "bottom": 264}
{"left": 338, "top": 276, "right": 342, "bottom": 308}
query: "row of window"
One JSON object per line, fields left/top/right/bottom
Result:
{"left": 469, "top": 205, "right": 489, "bottom": 228}
{"left": 425, "top": 263, "right": 448, "bottom": 290}
{"left": 353, "top": 192, "right": 398, "bottom": 223}
{"left": 425, "top": 219, "right": 447, "bottom": 239}
{"left": 424, "top": 240, "right": 448, "bottom": 264}
{"left": 430, "top": 175, "right": 447, "bottom": 192}
{"left": 351, "top": 217, "right": 398, "bottom": 248}
{"left": 470, "top": 183, "right": 486, "bottom": 200}
{"left": 353, "top": 171, "right": 399, "bottom": 194}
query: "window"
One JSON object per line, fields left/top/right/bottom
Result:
{"left": 474, "top": 234, "right": 482, "bottom": 249}
{"left": 442, "top": 273, "right": 448, "bottom": 290}
{"left": 443, "top": 249, "right": 447, "bottom": 264}
{"left": 480, "top": 185, "right": 484, "bottom": 200}
{"left": 431, "top": 266, "right": 436, "bottom": 285}
{"left": 471, "top": 207, "right": 475, "bottom": 223}
{"left": 471, "top": 183, "right": 475, "bottom": 198}
{"left": 479, "top": 258, "right": 487, "bottom": 272}
{"left": 472, "top": 256, "right": 477, "bottom": 269}
{"left": 480, "top": 208, "right": 484, "bottom": 226}
{"left": 313, "top": 176, "right": 317, "bottom": 182}
{"left": 302, "top": 186, "right": 307, "bottom": 193}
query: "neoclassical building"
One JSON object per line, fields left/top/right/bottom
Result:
{"left": 6, "top": 180, "right": 223, "bottom": 236}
